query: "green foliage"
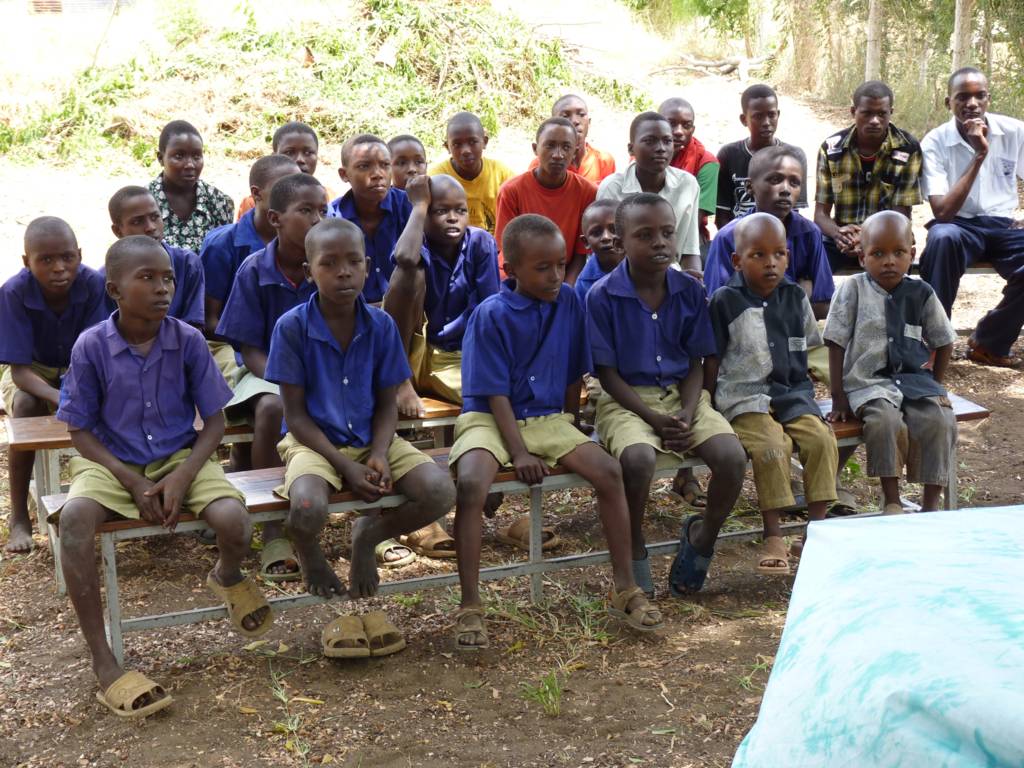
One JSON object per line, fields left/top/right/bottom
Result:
{"left": 520, "top": 670, "right": 563, "bottom": 716}
{"left": 2, "top": 0, "right": 646, "bottom": 166}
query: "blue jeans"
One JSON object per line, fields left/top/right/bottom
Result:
{"left": 920, "top": 216, "right": 1024, "bottom": 356}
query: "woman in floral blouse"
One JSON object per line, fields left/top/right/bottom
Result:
{"left": 148, "top": 120, "right": 234, "bottom": 253}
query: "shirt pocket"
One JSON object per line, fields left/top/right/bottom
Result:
{"left": 788, "top": 336, "right": 808, "bottom": 352}
{"left": 903, "top": 323, "right": 923, "bottom": 341}
{"left": 997, "top": 156, "right": 1016, "bottom": 178}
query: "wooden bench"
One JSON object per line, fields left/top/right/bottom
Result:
{"left": 40, "top": 395, "right": 989, "bottom": 664}
{"left": 5, "top": 397, "right": 462, "bottom": 593}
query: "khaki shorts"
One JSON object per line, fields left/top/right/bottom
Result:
{"left": 275, "top": 432, "right": 434, "bottom": 498}
{"left": 409, "top": 331, "right": 462, "bottom": 404}
{"left": 208, "top": 340, "right": 241, "bottom": 385}
{"left": 1, "top": 361, "right": 63, "bottom": 414}
{"left": 807, "top": 343, "right": 829, "bottom": 386}
{"left": 56, "top": 447, "right": 244, "bottom": 521}
{"left": 448, "top": 411, "right": 590, "bottom": 468}
{"left": 596, "top": 387, "right": 734, "bottom": 468}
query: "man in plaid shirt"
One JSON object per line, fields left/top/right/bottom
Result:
{"left": 814, "top": 80, "right": 923, "bottom": 272}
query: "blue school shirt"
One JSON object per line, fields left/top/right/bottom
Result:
{"left": 461, "top": 281, "right": 591, "bottom": 420}
{"left": 265, "top": 294, "right": 411, "bottom": 448}
{"left": 215, "top": 239, "right": 316, "bottom": 355}
{"left": 57, "top": 315, "right": 232, "bottom": 466}
{"left": 327, "top": 187, "right": 412, "bottom": 304}
{"left": 704, "top": 209, "right": 835, "bottom": 302}
{"left": 100, "top": 242, "right": 204, "bottom": 327}
{"left": 587, "top": 260, "right": 715, "bottom": 388}
{"left": 411, "top": 227, "right": 500, "bottom": 352}
{"left": 574, "top": 254, "right": 615, "bottom": 305}
{"left": 0, "top": 265, "right": 108, "bottom": 368}
{"left": 200, "top": 209, "right": 265, "bottom": 304}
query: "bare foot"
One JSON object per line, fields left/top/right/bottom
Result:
{"left": 397, "top": 379, "right": 426, "bottom": 419}
{"left": 348, "top": 515, "right": 381, "bottom": 599}
{"left": 4, "top": 517, "right": 34, "bottom": 554}
{"left": 293, "top": 541, "right": 346, "bottom": 598}
{"left": 210, "top": 568, "right": 272, "bottom": 630}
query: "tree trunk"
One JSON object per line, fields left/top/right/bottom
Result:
{"left": 951, "top": 0, "right": 976, "bottom": 70}
{"left": 865, "top": 0, "right": 883, "bottom": 80}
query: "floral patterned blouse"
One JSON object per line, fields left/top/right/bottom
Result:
{"left": 149, "top": 175, "right": 235, "bottom": 253}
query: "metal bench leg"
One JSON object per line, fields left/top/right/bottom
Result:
{"left": 529, "top": 485, "right": 544, "bottom": 604}
{"left": 431, "top": 427, "right": 445, "bottom": 449}
{"left": 34, "top": 449, "right": 67, "bottom": 594}
{"left": 101, "top": 533, "right": 125, "bottom": 665}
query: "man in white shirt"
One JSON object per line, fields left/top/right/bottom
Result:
{"left": 919, "top": 67, "right": 1024, "bottom": 367}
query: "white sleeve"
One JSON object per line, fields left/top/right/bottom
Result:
{"left": 921, "top": 131, "right": 950, "bottom": 199}
{"left": 679, "top": 181, "right": 700, "bottom": 257}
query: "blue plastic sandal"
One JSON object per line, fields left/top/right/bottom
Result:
{"left": 668, "top": 514, "right": 714, "bottom": 596}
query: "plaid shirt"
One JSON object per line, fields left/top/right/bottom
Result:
{"left": 815, "top": 124, "right": 922, "bottom": 227}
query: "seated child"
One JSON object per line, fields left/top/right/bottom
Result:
{"left": 388, "top": 134, "right": 428, "bottom": 190}
{"left": 495, "top": 117, "right": 597, "bottom": 284}
{"left": 825, "top": 211, "right": 957, "bottom": 514}
{"left": 449, "top": 214, "right": 662, "bottom": 650}
{"left": 428, "top": 112, "right": 514, "bottom": 233}
{"left": 706, "top": 213, "right": 838, "bottom": 574}
{"left": 587, "top": 194, "right": 747, "bottom": 597}
{"left": 56, "top": 236, "right": 270, "bottom": 718}
{"left": 715, "top": 85, "right": 807, "bottom": 230}
{"left": 216, "top": 172, "right": 325, "bottom": 581}
{"left": 237, "top": 121, "right": 333, "bottom": 218}
{"left": 106, "top": 186, "right": 205, "bottom": 328}
{"left": 149, "top": 120, "right": 234, "bottom": 253}
{"left": 527, "top": 94, "right": 616, "bottom": 183}
{"left": 0, "top": 217, "right": 107, "bottom": 553}
{"left": 328, "top": 134, "right": 412, "bottom": 304}
{"left": 658, "top": 97, "right": 720, "bottom": 250}
{"left": 266, "top": 219, "right": 455, "bottom": 654}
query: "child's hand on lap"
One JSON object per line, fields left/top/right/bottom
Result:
{"left": 511, "top": 451, "right": 550, "bottom": 486}
{"left": 341, "top": 462, "right": 385, "bottom": 503}
{"left": 128, "top": 476, "right": 164, "bottom": 526}
{"left": 826, "top": 393, "right": 853, "bottom": 423}
{"left": 366, "top": 454, "right": 393, "bottom": 494}
{"left": 146, "top": 467, "right": 196, "bottom": 531}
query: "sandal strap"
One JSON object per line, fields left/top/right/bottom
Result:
{"left": 323, "top": 615, "right": 366, "bottom": 644}
{"left": 104, "top": 671, "right": 165, "bottom": 710}
{"left": 362, "top": 610, "right": 402, "bottom": 643}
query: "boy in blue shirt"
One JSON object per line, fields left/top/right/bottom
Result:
{"left": 587, "top": 194, "right": 747, "bottom": 598}
{"left": 706, "top": 213, "right": 838, "bottom": 575}
{"left": 106, "top": 186, "right": 205, "bottom": 328}
{"left": 573, "top": 199, "right": 623, "bottom": 305}
{"left": 266, "top": 219, "right": 455, "bottom": 653}
{"left": 57, "top": 236, "right": 270, "bottom": 718}
{"left": 216, "top": 172, "right": 325, "bottom": 581}
{"left": 449, "top": 214, "right": 662, "bottom": 651}
{"left": 0, "top": 217, "right": 107, "bottom": 553}
{"left": 328, "top": 134, "right": 412, "bottom": 304}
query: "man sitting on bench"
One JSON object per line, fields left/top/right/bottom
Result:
{"left": 919, "top": 67, "right": 1024, "bottom": 367}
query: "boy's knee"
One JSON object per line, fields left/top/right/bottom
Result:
{"left": 414, "top": 466, "right": 456, "bottom": 513}
{"left": 206, "top": 498, "right": 252, "bottom": 543}
{"left": 620, "top": 445, "right": 655, "bottom": 480}
{"left": 456, "top": 472, "right": 491, "bottom": 507}
{"left": 254, "top": 394, "right": 283, "bottom": 425}
{"left": 58, "top": 502, "right": 99, "bottom": 549}
{"left": 706, "top": 436, "right": 747, "bottom": 482}
{"left": 925, "top": 223, "right": 964, "bottom": 249}
{"left": 11, "top": 390, "right": 45, "bottom": 417}
{"left": 287, "top": 492, "right": 328, "bottom": 535}
{"left": 588, "top": 451, "right": 624, "bottom": 491}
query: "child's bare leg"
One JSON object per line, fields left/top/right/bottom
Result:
{"left": 879, "top": 477, "right": 901, "bottom": 508}
{"left": 619, "top": 444, "right": 656, "bottom": 560}
{"left": 383, "top": 263, "right": 427, "bottom": 418}
{"left": 6, "top": 390, "right": 49, "bottom": 552}
{"left": 688, "top": 434, "right": 745, "bottom": 554}
{"left": 453, "top": 450, "right": 500, "bottom": 609}
{"left": 349, "top": 462, "right": 455, "bottom": 598}
{"left": 285, "top": 475, "right": 345, "bottom": 597}
{"left": 252, "top": 393, "right": 291, "bottom": 569}
{"left": 557, "top": 443, "right": 633, "bottom": 592}
{"left": 921, "top": 484, "right": 943, "bottom": 511}
{"left": 203, "top": 498, "right": 269, "bottom": 628}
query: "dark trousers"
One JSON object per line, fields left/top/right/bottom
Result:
{"left": 920, "top": 216, "right": 1024, "bottom": 356}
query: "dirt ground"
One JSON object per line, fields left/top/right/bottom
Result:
{"left": 2, "top": 2, "right": 1024, "bottom": 767}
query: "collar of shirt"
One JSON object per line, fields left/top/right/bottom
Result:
{"left": 305, "top": 292, "right": 371, "bottom": 354}
{"left": 602, "top": 259, "right": 690, "bottom": 301}
{"left": 234, "top": 208, "right": 264, "bottom": 250}
{"left": 254, "top": 239, "right": 305, "bottom": 289}
{"left": 332, "top": 187, "right": 401, "bottom": 222}
{"left": 938, "top": 114, "right": 1008, "bottom": 152}
{"left": 496, "top": 278, "right": 547, "bottom": 311}
{"left": 22, "top": 267, "right": 94, "bottom": 313}
{"left": 420, "top": 231, "right": 469, "bottom": 273}
{"left": 864, "top": 271, "right": 910, "bottom": 298}
{"left": 101, "top": 312, "right": 180, "bottom": 361}
{"left": 619, "top": 162, "right": 687, "bottom": 195}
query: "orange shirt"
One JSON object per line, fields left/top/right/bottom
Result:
{"left": 236, "top": 184, "right": 334, "bottom": 220}
{"left": 494, "top": 170, "right": 597, "bottom": 275}
{"left": 527, "top": 142, "right": 616, "bottom": 185}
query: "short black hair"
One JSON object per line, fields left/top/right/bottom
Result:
{"left": 747, "top": 144, "right": 805, "bottom": 181}
{"left": 272, "top": 121, "right": 318, "bottom": 151}
{"left": 108, "top": 185, "right": 153, "bottom": 225}
{"left": 852, "top": 80, "right": 894, "bottom": 107}
{"left": 629, "top": 111, "right": 671, "bottom": 143}
{"left": 305, "top": 218, "right": 364, "bottom": 261}
{"left": 24, "top": 216, "right": 77, "bottom": 252}
{"left": 387, "top": 134, "right": 425, "bottom": 153}
{"left": 582, "top": 198, "right": 618, "bottom": 223}
{"left": 551, "top": 93, "right": 586, "bottom": 114}
{"left": 158, "top": 120, "right": 202, "bottom": 153}
{"left": 535, "top": 117, "right": 576, "bottom": 142}
{"left": 740, "top": 84, "right": 777, "bottom": 111}
{"left": 340, "top": 133, "right": 388, "bottom": 166}
{"left": 445, "top": 112, "right": 485, "bottom": 137}
{"left": 947, "top": 66, "right": 986, "bottom": 93}
{"left": 861, "top": 209, "right": 913, "bottom": 246}
{"left": 614, "top": 193, "right": 674, "bottom": 236}
{"left": 658, "top": 97, "right": 694, "bottom": 114}
{"left": 105, "top": 235, "right": 166, "bottom": 281}
{"left": 734, "top": 211, "right": 786, "bottom": 252}
{"left": 249, "top": 154, "right": 301, "bottom": 189}
{"left": 501, "top": 214, "right": 564, "bottom": 266}
{"left": 268, "top": 173, "right": 324, "bottom": 212}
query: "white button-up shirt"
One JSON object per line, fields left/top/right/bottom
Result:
{"left": 921, "top": 113, "right": 1024, "bottom": 219}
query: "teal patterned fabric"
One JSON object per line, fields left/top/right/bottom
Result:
{"left": 733, "top": 507, "right": 1024, "bottom": 768}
